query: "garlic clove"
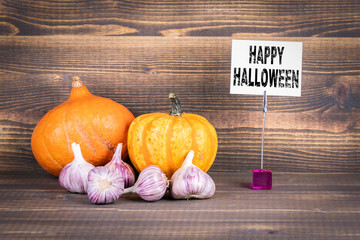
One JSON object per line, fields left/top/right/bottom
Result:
{"left": 170, "top": 150, "right": 216, "bottom": 199}
{"left": 105, "top": 143, "right": 135, "bottom": 188}
{"left": 124, "top": 165, "right": 169, "bottom": 201}
{"left": 59, "top": 142, "right": 95, "bottom": 193}
{"left": 87, "top": 166, "right": 124, "bottom": 204}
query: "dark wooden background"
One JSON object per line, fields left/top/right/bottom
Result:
{"left": 0, "top": 0, "right": 359, "bottom": 175}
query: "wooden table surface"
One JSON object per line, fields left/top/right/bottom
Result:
{"left": 1, "top": 171, "right": 359, "bottom": 239}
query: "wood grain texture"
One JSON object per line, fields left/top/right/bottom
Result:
{"left": 0, "top": 37, "right": 359, "bottom": 112}
{"left": 0, "top": 172, "right": 359, "bottom": 239}
{"left": 0, "top": 36, "right": 359, "bottom": 173}
{"left": 0, "top": 0, "right": 359, "bottom": 37}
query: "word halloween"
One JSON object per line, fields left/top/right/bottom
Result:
{"left": 233, "top": 45, "right": 299, "bottom": 89}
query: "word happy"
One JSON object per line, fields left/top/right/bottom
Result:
{"left": 233, "top": 45, "right": 299, "bottom": 89}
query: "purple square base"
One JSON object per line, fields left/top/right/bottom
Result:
{"left": 252, "top": 169, "right": 272, "bottom": 189}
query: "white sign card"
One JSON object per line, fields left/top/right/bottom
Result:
{"left": 230, "top": 40, "right": 303, "bottom": 96}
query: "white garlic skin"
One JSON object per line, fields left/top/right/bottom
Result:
{"left": 105, "top": 143, "right": 135, "bottom": 188}
{"left": 170, "top": 150, "right": 216, "bottom": 199}
{"left": 87, "top": 166, "right": 124, "bottom": 204}
{"left": 59, "top": 142, "right": 95, "bottom": 193}
{"left": 125, "top": 165, "right": 169, "bottom": 201}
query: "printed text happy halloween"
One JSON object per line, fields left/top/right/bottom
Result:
{"left": 233, "top": 45, "right": 299, "bottom": 89}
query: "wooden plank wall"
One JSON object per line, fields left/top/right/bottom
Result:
{"left": 0, "top": 0, "right": 359, "bottom": 174}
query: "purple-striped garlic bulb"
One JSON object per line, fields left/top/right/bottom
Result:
{"left": 123, "top": 165, "right": 169, "bottom": 201}
{"left": 170, "top": 150, "right": 216, "bottom": 199}
{"left": 105, "top": 143, "right": 135, "bottom": 188}
{"left": 59, "top": 142, "right": 95, "bottom": 193}
{"left": 87, "top": 166, "right": 124, "bottom": 204}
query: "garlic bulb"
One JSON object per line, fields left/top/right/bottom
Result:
{"left": 59, "top": 142, "right": 95, "bottom": 193}
{"left": 170, "top": 150, "right": 216, "bottom": 199}
{"left": 105, "top": 143, "right": 135, "bottom": 188}
{"left": 87, "top": 166, "right": 124, "bottom": 204}
{"left": 124, "top": 165, "right": 169, "bottom": 201}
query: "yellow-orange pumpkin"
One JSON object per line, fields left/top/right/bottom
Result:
{"left": 31, "top": 77, "right": 135, "bottom": 176}
{"left": 127, "top": 93, "right": 218, "bottom": 178}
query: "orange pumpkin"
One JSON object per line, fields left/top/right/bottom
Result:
{"left": 31, "top": 77, "right": 135, "bottom": 176}
{"left": 127, "top": 93, "right": 218, "bottom": 178}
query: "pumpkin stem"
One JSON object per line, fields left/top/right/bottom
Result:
{"left": 72, "top": 76, "right": 83, "bottom": 88}
{"left": 169, "top": 93, "right": 183, "bottom": 116}
{"left": 68, "top": 76, "right": 92, "bottom": 100}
